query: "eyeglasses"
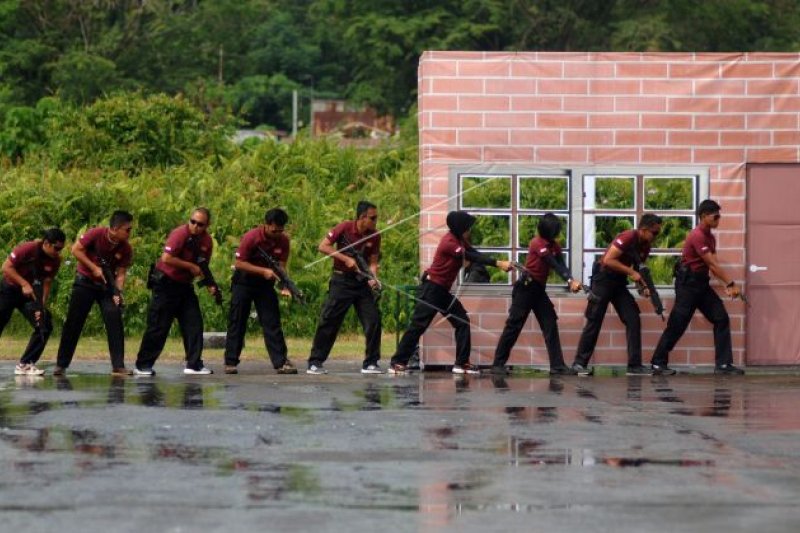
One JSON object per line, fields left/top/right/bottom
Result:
{"left": 367, "top": 215, "right": 378, "bottom": 221}
{"left": 712, "top": 214, "right": 721, "bottom": 221}
{"left": 189, "top": 219, "right": 207, "bottom": 229}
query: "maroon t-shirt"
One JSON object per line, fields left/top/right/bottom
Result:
{"left": 525, "top": 236, "right": 562, "bottom": 285}
{"left": 326, "top": 220, "right": 380, "bottom": 272}
{"left": 4, "top": 241, "right": 61, "bottom": 286}
{"left": 682, "top": 226, "right": 715, "bottom": 273}
{"left": 156, "top": 224, "right": 214, "bottom": 283}
{"left": 76, "top": 227, "right": 133, "bottom": 280}
{"left": 235, "top": 227, "right": 290, "bottom": 267}
{"left": 426, "top": 232, "right": 468, "bottom": 289}
{"left": 604, "top": 229, "right": 651, "bottom": 269}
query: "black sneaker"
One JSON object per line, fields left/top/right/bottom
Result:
{"left": 626, "top": 365, "right": 652, "bottom": 376}
{"left": 571, "top": 363, "right": 592, "bottom": 376}
{"left": 715, "top": 364, "right": 745, "bottom": 375}
{"left": 490, "top": 365, "right": 508, "bottom": 375}
{"left": 550, "top": 366, "right": 578, "bottom": 376}
{"left": 651, "top": 364, "right": 677, "bottom": 376}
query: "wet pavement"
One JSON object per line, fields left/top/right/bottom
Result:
{"left": 2, "top": 361, "right": 800, "bottom": 532}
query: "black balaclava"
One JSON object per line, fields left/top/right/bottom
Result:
{"left": 446, "top": 211, "right": 476, "bottom": 239}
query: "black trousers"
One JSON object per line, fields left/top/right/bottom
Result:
{"left": 391, "top": 280, "right": 471, "bottom": 367}
{"left": 136, "top": 279, "right": 205, "bottom": 370}
{"left": 57, "top": 280, "right": 124, "bottom": 369}
{"left": 308, "top": 274, "right": 381, "bottom": 368}
{"left": 574, "top": 271, "right": 642, "bottom": 367}
{"left": 224, "top": 281, "right": 288, "bottom": 368}
{"left": 651, "top": 275, "right": 732, "bottom": 367}
{"left": 493, "top": 278, "right": 567, "bottom": 369}
{"left": 0, "top": 282, "right": 52, "bottom": 364}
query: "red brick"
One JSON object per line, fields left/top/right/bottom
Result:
{"left": 459, "top": 95, "right": 510, "bottom": 111}
{"left": 422, "top": 95, "right": 458, "bottom": 111}
{"left": 642, "top": 79, "right": 694, "bottom": 95}
{"left": 510, "top": 130, "right": 561, "bottom": 145}
{"left": 721, "top": 131, "right": 771, "bottom": 146}
{"left": 536, "top": 147, "right": 589, "bottom": 163}
{"left": 693, "top": 148, "right": 745, "bottom": 163}
{"left": 590, "top": 79, "right": 640, "bottom": 95}
{"left": 564, "top": 61, "right": 615, "bottom": 78}
{"left": 747, "top": 147, "right": 800, "bottom": 162}
{"left": 537, "top": 113, "right": 588, "bottom": 129}
{"left": 720, "top": 97, "right": 772, "bottom": 113}
{"left": 510, "top": 61, "right": 563, "bottom": 78}
{"left": 426, "top": 146, "right": 482, "bottom": 162}
{"left": 717, "top": 232, "right": 745, "bottom": 248}
{"left": 458, "top": 129, "right": 508, "bottom": 145}
{"left": 772, "top": 96, "right": 800, "bottom": 112}
{"left": 669, "top": 63, "right": 720, "bottom": 78}
{"left": 432, "top": 78, "right": 483, "bottom": 94}
{"left": 641, "top": 114, "right": 692, "bottom": 129}
{"left": 420, "top": 162, "right": 449, "bottom": 179}
{"left": 563, "top": 96, "right": 614, "bottom": 112}
{"left": 563, "top": 130, "right": 614, "bottom": 146}
{"left": 668, "top": 131, "right": 719, "bottom": 146}
{"left": 459, "top": 297, "right": 509, "bottom": 313}
{"left": 485, "top": 78, "right": 537, "bottom": 95}
{"left": 747, "top": 113, "right": 798, "bottom": 129}
{"left": 423, "top": 178, "right": 448, "bottom": 197}
{"left": 589, "top": 349, "right": 629, "bottom": 365}
{"left": 420, "top": 61, "right": 457, "bottom": 77}
{"left": 425, "top": 129, "right": 457, "bottom": 145}
{"left": 775, "top": 62, "right": 800, "bottom": 78}
{"left": 694, "top": 79, "right": 747, "bottom": 95}
{"left": 420, "top": 112, "right": 430, "bottom": 128}
{"left": 616, "top": 62, "right": 669, "bottom": 78}
{"left": 589, "top": 113, "right": 639, "bottom": 128}
{"left": 616, "top": 130, "right": 666, "bottom": 146}
{"left": 668, "top": 97, "right": 720, "bottom": 113}
{"left": 774, "top": 131, "right": 800, "bottom": 145}
{"left": 693, "top": 53, "right": 742, "bottom": 62}
{"left": 458, "top": 60, "right": 510, "bottom": 77}
{"left": 590, "top": 147, "right": 640, "bottom": 163}
{"left": 538, "top": 79, "right": 589, "bottom": 95}
{"left": 511, "top": 96, "right": 562, "bottom": 111}
{"left": 484, "top": 112, "right": 535, "bottom": 128}
{"left": 424, "top": 51, "right": 483, "bottom": 60}
{"left": 430, "top": 112, "right": 482, "bottom": 128}
{"left": 642, "top": 148, "right": 693, "bottom": 163}
{"left": 721, "top": 62, "right": 773, "bottom": 78}
{"left": 695, "top": 115, "right": 745, "bottom": 130}
{"left": 483, "top": 146, "right": 535, "bottom": 161}
{"left": 747, "top": 79, "right": 800, "bottom": 95}
{"left": 615, "top": 96, "right": 667, "bottom": 112}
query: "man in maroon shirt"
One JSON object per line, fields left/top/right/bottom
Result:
{"left": 492, "top": 213, "right": 583, "bottom": 375}
{"left": 1, "top": 228, "right": 65, "bottom": 376}
{"left": 54, "top": 211, "right": 133, "bottom": 376}
{"left": 389, "top": 210, "right": 512, "bottom": 375}
{"left": 224, "top": 208, "right": 298, "bottom": 375}
{"left": 651, "top": 199, "right": 744, "bottom": 375}
{"left": 572, "top": 213, "right": 663, "bottom": 376}
{"left": 135, "top": 207, "right": 219, "bottom": 376}
{"left": 307, "top": 201, "right": 383, "bottom": 374}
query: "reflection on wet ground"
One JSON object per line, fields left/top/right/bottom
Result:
{"left": 3, "top": 362, "right": 800, "bottom": 531}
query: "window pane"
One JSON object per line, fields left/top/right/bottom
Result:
{"left": 644, "top": 176, "right": 695, "bottom": 210}
{"left": 646, "top": 254, "right": 681, "bottom": 285}
{"left": 461, "top": 176, "right": 511, "bottom": 209}
{"left": 519, "top": 176, "right": 568, "bottom": 210}
{"left": 584, "top": 175, "right": 635, "bottom": 210}
{"left": 584, "top": 215, "right": 635, "bottom": 249}
{"left": 518, "top": 214, "right": 568, "bottom": 248}
{"left": 518, "top": 252, "right": 570, "bottom": 285}
{"left": 653, "top": 216, "right": 693, "bottom": 249}
{"left": 464, "top": 251, "right": 510, "bottom": 285}
{"left": 470, "top": 214, "right": 510, "bottom": 247}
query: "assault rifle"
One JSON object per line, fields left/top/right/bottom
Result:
{"left": 340, "top": 235, "right": 381, "bottom": 301}
{"left": 511, "top": 260, "right": 598, "bottom": 300}
{"left": 196, "top": 257, "right": 223, "bottom": 306}
{"left": 98, "top": 258, "right": 123, "bottom": 309}
{"left": 31, "top": 279, "right": 46, "bottom": 342}
{"left": 634, "top": 264, "right": 665, "bottom": 321}
{"left": 255, "top": 248, "right": 306, "bottom": 304}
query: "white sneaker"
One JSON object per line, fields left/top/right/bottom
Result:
{"left": 15, "top": 364, "right": 29, "bottom": 375}
{"left": 361, "top": 364, "right": 384, "bottom": 374}
{"left": 184, "top": 367, "right": 213, "bottom": 375}
{"left": 133, "top": 367, "right": 155, "bottom": 376}
{"left": 452, "top": 363, "right": 480, "bottom": 375}
{"left": 26, "top": 364, "right": 45, "bottom": 376}
{"left": 306, "top": 364, "right": 328, "bottom": 375}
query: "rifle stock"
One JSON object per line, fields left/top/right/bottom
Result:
{"left": 197, "top": 257, "right": 223, "bottom": 306}
{"left": 31, "top": 279, "right": 46, "bottom": 342}
{"left": 98, "top": 258, "right": 123, "bottom": 309}
{"left": 255, "top": 248, "right": 306, "bottom": 304}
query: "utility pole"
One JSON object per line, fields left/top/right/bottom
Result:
{"left": 292, "top": 90, "right": 298, "bottom": 138}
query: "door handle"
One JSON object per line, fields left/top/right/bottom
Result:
{"left": 749, "top": 264, "right": 768, "bottom": 273}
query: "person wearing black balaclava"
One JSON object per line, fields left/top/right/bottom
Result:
{"left": 389, "top": 211, "right": 512, "bottom": 375}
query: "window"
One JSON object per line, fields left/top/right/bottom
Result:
{"left": 451, "top": 166, "right": 708, "bottom": 291}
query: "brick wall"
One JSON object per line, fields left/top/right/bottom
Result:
{"left": 418, "top": 51, "right": 800, "bottom": 368}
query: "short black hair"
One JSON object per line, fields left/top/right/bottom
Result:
{"left": 697, "top": 199, "right": 722, "bottom": 218}
{"left": 639, "top": 213, "right": 663, "bottom": 229}
{"left": 193, "top": 207, "right": 211, "bottom": 222}
{"left": 264, "top": 208, "right": 288, "bottom": 226}
{"left": 109, "top": 210, "right": 133, "bottom": 228}
{"left": 42, "top": 227, "right": 66, "bottom": 244}
{"left": 537, "top": 213, "right": 562, "bottom": 241}
{"left": 356, "top": 200, "right": 377, "bottom": 219}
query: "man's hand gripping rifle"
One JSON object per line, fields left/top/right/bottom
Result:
{"left": 196, "top": 257, "right": 223, "bottom": 306}
{"left": 255, "top": 248, "right": 306, "bottom": 305}
{"left": 98, "top": 258, "right": 124, "bottom": 310}
{"left": 340, "top": 236, "right": 381, "bottom": 301}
